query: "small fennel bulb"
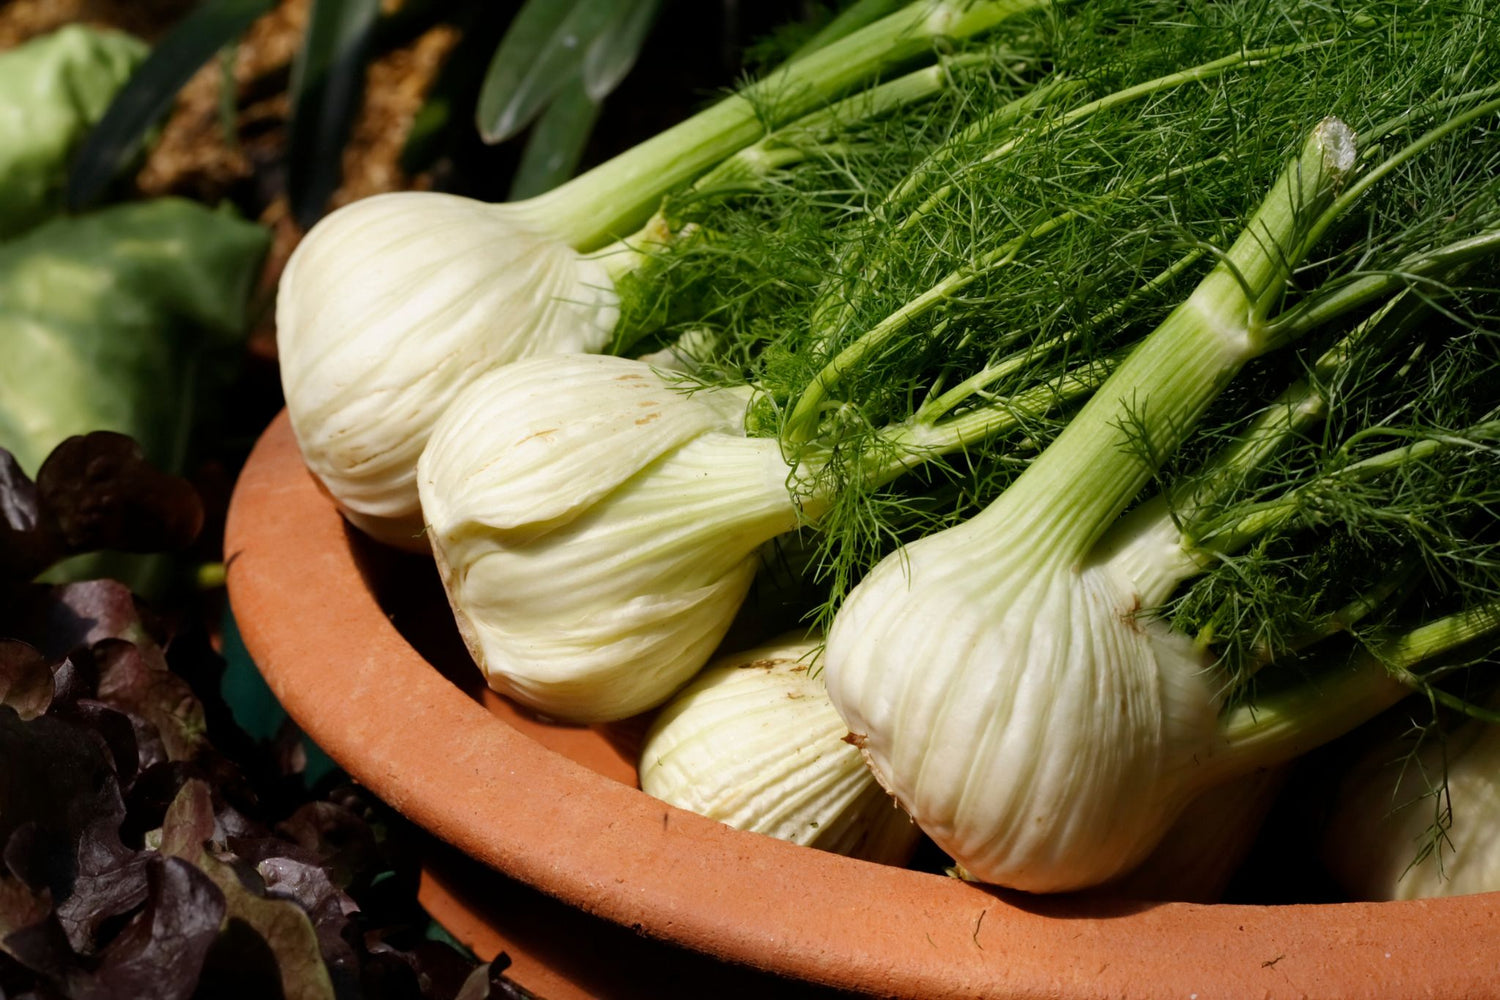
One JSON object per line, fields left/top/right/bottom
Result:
{"left": 640, "top": 633, "right": 920, "bottom": 864}
{"left": 417, "top": 354, "right": 808, "bottom": 722}
{"left": 1325, "top": 710, "right": 1500, "bottom": 900}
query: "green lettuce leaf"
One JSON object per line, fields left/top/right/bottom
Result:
{"left": 0, "top": 25, "right": 147, "bottom": 238}
{"left": 0, "top": 198, "right": 268, "bottom": 476}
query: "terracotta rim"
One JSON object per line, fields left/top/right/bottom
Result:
{"left": 226, "top": 411, "right": 1500, "bottom": 1000}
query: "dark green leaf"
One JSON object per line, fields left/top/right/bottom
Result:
{"left": 66, "top": 0, "right": 273, "bottom": 211}
{"left": 507, "top": 75, "right": 601, "bottom": 199}
{"left": 216, "top": 43, "right": 240, "bottom": 153}
{"left": 476, "top": 0, "right": 636, "bottom": 145}
{"left": 580, "top": 0, "right": 661, "bottom": 100}
{"left": 286, "top": 0, "right": 383, "bottom": 228}
{"left": 397, "top": 3, "right": 516, "bottom": 176}
{"left": 400, "top": 91, "right": 454, "bottom": 177}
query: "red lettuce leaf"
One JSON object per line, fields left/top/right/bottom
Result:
{"left": 0, "top": 641, "right": 53, "bottom": 721}
{"left": 80, "top": 855, "right": 225, "bottom": 1000}
{"left": 0, "top": 434, "right": 201, "bottom": 587}
{"left": 34, "top": 433, "right": 202, "bottom": 560}
{"left": 0, "top": 434, "right": 533, "bottom": 998}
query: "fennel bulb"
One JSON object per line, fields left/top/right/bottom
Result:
{"left": 1325, "top": 711, "right": 1500, "bottom": 900}
{"left": 827, "top": 509, "right": 1225, "bottom": 890}
{"left": 640, "top": 634, "right": 920, "bottom": 864}
{"left": 278, "top": 194, "right": 620, "bottom": 548}
{"left": 823, "top": 122, "right": 1361, "bottom": 891}
{"left": 820, "top": 74, "right": 1500, "bottom": 888}
{"left": 417, "top": 354, "right": 807, "bottom": 722}
{"left": 276, "top": 0, "right": 1043, "bottom": 549}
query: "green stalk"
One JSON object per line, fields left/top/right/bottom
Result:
{"left": 790, "top": 0, "right": 908, "bottom": 62}
{"left": 520, "top": 0, "right": 1048, "bottom": 251}
{"left": 1303, "top": 92, "right": 1500, "bottom": 256}
{"left": 686, "top": 59, "right": 976, "bottom": 200}
{"left": 1091, "top": 292, "right": 1425, "bottom": 602}
{"left": 1233, "top": 575, "right": 1416, "bottom": 677}
{"left": 1162, "top": 284, "right": 1438, "bottom": 538}
{"left": 966, "top": 119, "right": 1356, "bottom": 563}
{"left": 1091, "top": 287, "right": 1488, "bottom": 689}
{"left": 1262, "top": 228, "right": 1500, "bottom": 347}
{"left": 1212, "top": 600, "right": 1500, "bottom": 774}
{"left": 778, "top": 356, "right": 1113, "bottom": 514}
{"left": 1104, "top": 257, "right": 1496, "bottom": 604}
{"left": 854, "top": 354, "right": 1117, "bottom": 486}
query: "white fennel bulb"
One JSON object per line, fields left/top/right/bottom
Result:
{"left": 1325, "top": 714, "right": 1500, "bottom": 900}
{"left": 640, "top": 634, "right": 920, "bottom": 864}
{"left": 824, "top": 121, "right": 1364, "bottom": 891}
{"left": 277, "top": 193, "right": 619, "bottom": 549}
{"left": 417, "top": 354, "right": 809, "bottom": 722}
{"left": 826, "top": 518, "right": 1222, "bottom": 891}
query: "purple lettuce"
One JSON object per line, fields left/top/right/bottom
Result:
{"left": 0, "top": 436, "right": 535, "bottom": 1000}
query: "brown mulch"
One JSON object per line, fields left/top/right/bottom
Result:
{"left": 0, "top": 0, "right": 197, "bottom": 47}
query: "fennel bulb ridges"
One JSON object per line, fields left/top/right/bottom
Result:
{"left": 278, "top": 195, "right": 619, "bottom": 548}
{"left": 418, "top": 355, "right": 803, "bottom": 722}
{"left": 640, "top": 634, "right": 921, "bottom": 864}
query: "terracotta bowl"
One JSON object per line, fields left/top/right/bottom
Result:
{"left": 225, "top": 411, "right": 1500, "bottom": 999}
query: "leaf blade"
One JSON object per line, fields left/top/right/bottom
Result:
{"left": 580, "top": 0, "right": 662, "bottom": 101}
{"left": 66, "top": 0, "right": 274, "bottom": 210}
{"left": 476, "top": 0, "right": 635, "bottom": 145}
{"left": 286, "top": 0, "right": 383, "bottom": 228}
{"left": 507, "top": 75, "right": 602, "bottom": 200}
